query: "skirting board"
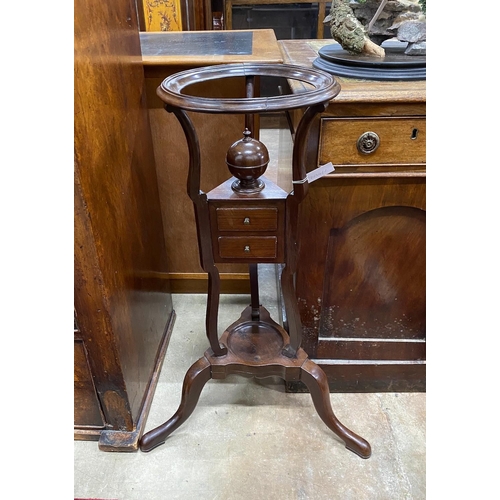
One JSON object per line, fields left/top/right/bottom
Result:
{"left": 285, "top": 361, "right": 426, "bottom": 393}
{"left": 167, "top": 272, "right": 251, "bottom": 294}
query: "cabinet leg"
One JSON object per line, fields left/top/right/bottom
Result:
{"left": 140, "top": 356, "right": 212, "bottom": 452}
{"left": 300, "top": 359, "right": 372, "bottom": 459}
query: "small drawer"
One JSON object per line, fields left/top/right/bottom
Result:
{"left": 319, "top": 117, "right": 426, "bottom": 166}
{"left": 216, "top": 207, "right": 278, "bottom": 232}
{"left": 218, "top": 236, "right": 277, "bottom": 259}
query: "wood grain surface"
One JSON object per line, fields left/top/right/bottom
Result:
{"left": 280, "top": 39, "right": 426, "bottom": 392}
{"left": 74, "top": 0, "right": 174, "bottom": 444}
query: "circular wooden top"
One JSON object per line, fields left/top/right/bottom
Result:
{"left": 156, "top": 63, "right": 340, "bottom": 113}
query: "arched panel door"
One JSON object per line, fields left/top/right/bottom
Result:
{"left": 320, "top": 205, "right": 425, "bottom": 341}
{"left": 292, "top": 175, "right": 426, "bottom": 392}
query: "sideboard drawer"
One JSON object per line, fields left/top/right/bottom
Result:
{"left": 216, "top": 207, "right": 278, "bottom": 231}
{"left": 218, "top": 236, "right": 277, "bottom": 260}
{"left": 319, "top": 116, "right": 426, "bottom": 166}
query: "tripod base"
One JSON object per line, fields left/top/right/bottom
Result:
{"left": 139, "top": 306, "right": 371, "bottom": 459}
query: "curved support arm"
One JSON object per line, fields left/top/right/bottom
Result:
{"left": 281, "top": 102, "right": 330, "bottom": 356}
{"left": 168, "top": 105, "right": 227, "bottom": 357}
{"left": 291, "top": 102, "right": 329, "bottom": 203}
{"left": 168, "top": 105, "right": 201, "bottom": 201}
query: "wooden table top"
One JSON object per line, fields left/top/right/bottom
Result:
{"left": 279, "top": 39, "right": 426, "bottom": 104}
{"left": 140, "top": 29, "right": 283, "bottom": 66}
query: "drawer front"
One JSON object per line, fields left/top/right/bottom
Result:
{"left": 319, "top": 117, "right": 426, "bottom": 166}
{"left": 218, "top": 236, "right": 277, "bottom": 259}
{"left": 216, "top": 207, "right": 278, "bottom": 232}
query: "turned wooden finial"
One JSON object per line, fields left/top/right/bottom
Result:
{"left": 225, "top": 128, "right": 270, "bottom": 193}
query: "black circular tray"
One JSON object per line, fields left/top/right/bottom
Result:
{"left": 313, "top": 41, "right": 425, "bottom": 81}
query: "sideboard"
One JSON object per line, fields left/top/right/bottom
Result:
{"left": 279, "top": 39, "right": 426, "bottom": 392}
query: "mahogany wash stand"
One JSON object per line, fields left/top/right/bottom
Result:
{"left": 139, "top": 63, "right": 371, "bottom": 459}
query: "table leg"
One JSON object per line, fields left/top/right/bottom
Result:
{"left": 300, "top": 359, "right": 372, "bottom": 459}
{"left": 249, "top": 263, "right": 260, "bottom": 320}
{"left": 140, "top": 356, "right": 212, "bottom": 452}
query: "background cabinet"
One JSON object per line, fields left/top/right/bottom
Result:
{"left": 140, "top": 29, "right": 283, "bottom": 293}
{"left": 279, "top": 39, "right": 426, "bottom": 392}
{"left": 74, "top": 0, "right": 174, "bottom": 450}
{"left": 225, "top": 0, "right": 333, "bottom": 39}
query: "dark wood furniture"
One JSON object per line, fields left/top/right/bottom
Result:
{"left": 224, "top": 0, "right": 331, "bottom": 38}
{"left": 140, "top": 30, "right": 283, "bottom": 293}
{"left": 279, "top": 39, "right": 426, "bottom": 393}
{"left": 139, "top": 63, "right": 371, "bottom": 459}
{"left": 74, "top": 0, "right": 175, "bottom": 450}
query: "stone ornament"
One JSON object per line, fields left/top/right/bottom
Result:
{"left": 325, "top": 0, "right": 426, "bottom": 57}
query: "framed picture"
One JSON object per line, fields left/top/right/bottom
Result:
{"left": 137, "top": 0, "right": 215, "bottom": 31}
{"left": 138, "top": 0, "right": 184, "bottom": 31}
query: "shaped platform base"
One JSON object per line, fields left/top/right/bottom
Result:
{"left": 139, "top": 306, "right": 371, "bottom": 459}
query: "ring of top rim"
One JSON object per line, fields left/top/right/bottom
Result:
{"left": 157, "top": 63, "right": 340, "bottom": 114}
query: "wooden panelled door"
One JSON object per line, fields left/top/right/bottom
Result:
{"left": 294, "top": 176, "right": 426, "bottom": 392}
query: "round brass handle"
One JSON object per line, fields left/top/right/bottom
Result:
{"left": 357, "top": 131, "right": 380, "bottom": 155}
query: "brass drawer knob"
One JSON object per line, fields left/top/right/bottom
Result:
{"left": 244, "top": 245, "right": 250, "bottom": 252}
{"left": 243, "top": 217, "right": 250, "bottom": 225}
{"left": 357, "top": 131, "right": 380, "bottom": 155}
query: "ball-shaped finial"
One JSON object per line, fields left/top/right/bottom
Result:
{"left": 225, "top": 128, "right": 269, "bottom": 193}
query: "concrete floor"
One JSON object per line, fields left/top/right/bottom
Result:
{"left": 74, "top": 265, "right": 426, "bottom": 500}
